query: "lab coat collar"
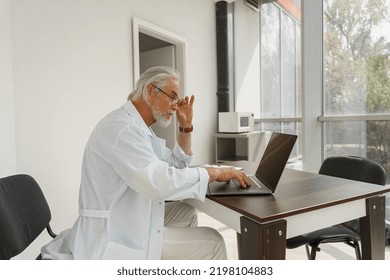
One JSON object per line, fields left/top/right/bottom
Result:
{"left": 122, "top": 101, "right": 153, "bottom": 136}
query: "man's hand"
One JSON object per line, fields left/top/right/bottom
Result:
{"left": 175, "top": 95, "right": 195, "bottom": 156}
{"left": 175, "top": 95, "right": 194, "bottom": 128}
{"left": 205, "top": 167, "right": 251, "bottom": 188}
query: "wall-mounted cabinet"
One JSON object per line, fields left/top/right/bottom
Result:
{"left": 215, "top": 131, "right": 271, "bottom": 163}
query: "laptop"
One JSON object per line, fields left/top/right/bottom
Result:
{"left": 208, "top": 132, "right": 297, "bottom": 195}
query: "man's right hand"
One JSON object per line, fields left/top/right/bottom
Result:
{"left": 204, "top": 167, "right": 251, "bottom": 187}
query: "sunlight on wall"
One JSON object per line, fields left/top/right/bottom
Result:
{"left": 235, "top": 43, "right": 260, "bottom": 117}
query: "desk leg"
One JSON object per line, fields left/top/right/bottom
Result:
{"left": 360, "top": 196, "right": 385, "bottom": 260}
{"left": 237, "top": 217, "right": 287, "bottom": 260}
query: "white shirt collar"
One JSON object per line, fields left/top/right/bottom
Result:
{"left": 122, "top": 101, "right": 154, "bottom": 136}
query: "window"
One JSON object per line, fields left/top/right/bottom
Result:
{"left": 259, "top": 0, "right": 302, "bottom": 163}
{"left": 321, "top": 0, "right": 390, "bottom": 177}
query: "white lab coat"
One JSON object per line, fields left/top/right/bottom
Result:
{"left": 41, "top": 101, "right": 209, "bottom": 260}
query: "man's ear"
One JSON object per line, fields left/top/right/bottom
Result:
{"left": 146, "top": 84, "right": 154, "bottom": 96}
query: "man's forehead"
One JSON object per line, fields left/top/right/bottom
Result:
{"left": 165, "top": 80, "right": 180, "bottom": 96}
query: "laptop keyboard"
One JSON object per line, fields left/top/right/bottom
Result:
{"left": 232, "top": 177, "right": 262, "bottom": 190}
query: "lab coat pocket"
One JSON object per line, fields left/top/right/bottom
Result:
{"left": 102, "top": 241, "right": 147, "bottom": 260}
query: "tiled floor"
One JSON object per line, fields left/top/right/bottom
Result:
{"left": 198, "top": 211, "right": 390, "bottom": 260}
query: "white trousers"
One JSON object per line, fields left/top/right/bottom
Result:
{"left": 162, "top": 201, "right": 227, "bottom": 260}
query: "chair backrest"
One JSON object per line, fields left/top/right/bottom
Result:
{"left": 319, "top": 156, "right": 386, "bottom": 186}
{"left": 319, "top": 156, "right": 387, "bottom": 234}
{"left": 0, "top": 174, "right": 52, "bottom": 259}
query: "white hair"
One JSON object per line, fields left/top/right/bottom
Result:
{"left": 127, "top": 66, "right": 180, "bottom": 102}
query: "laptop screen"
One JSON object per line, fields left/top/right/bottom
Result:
{"left": 255, "top": 133, "right": 297, "bottom": 191}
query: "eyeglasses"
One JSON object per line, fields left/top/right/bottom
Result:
{"left": 152, "top": 85, "right": 180, "bottom": 105}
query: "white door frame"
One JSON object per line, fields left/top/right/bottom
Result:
{"left": 132, "top": 17, "right": 187, "bottom": 96}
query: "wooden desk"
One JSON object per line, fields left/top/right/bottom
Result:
{"left": 186, "top": 161, "right": 390, "bottom": 260}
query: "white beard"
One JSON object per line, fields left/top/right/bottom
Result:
{"left": 152, "top": 108, "right": 174, "bottom": 127}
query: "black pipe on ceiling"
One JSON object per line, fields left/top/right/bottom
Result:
{"left": 216, "top": 1, "right": 229, "bottom": 112}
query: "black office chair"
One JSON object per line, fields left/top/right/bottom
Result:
{"left": 286, "top": 156, "right": 387, "bottom": 260}
{"left": 0, "top": 174, "right": 57, "bottom": 259}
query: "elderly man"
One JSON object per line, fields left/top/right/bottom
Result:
{"left": 41, "top": 66, "right": 249, "bottom": 260}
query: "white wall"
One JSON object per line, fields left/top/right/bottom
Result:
{"left": 0, "top": 0, "right": 16, "bottom": 176}
{"left": 233, "top": 0, "right": 261, "bottom": 118}
{"left": 6, "top": 0, "right": 218, "bottom": 259}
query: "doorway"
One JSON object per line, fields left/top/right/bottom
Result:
{"left": 132, "top": 18, "right": 187, "bottom": 149}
